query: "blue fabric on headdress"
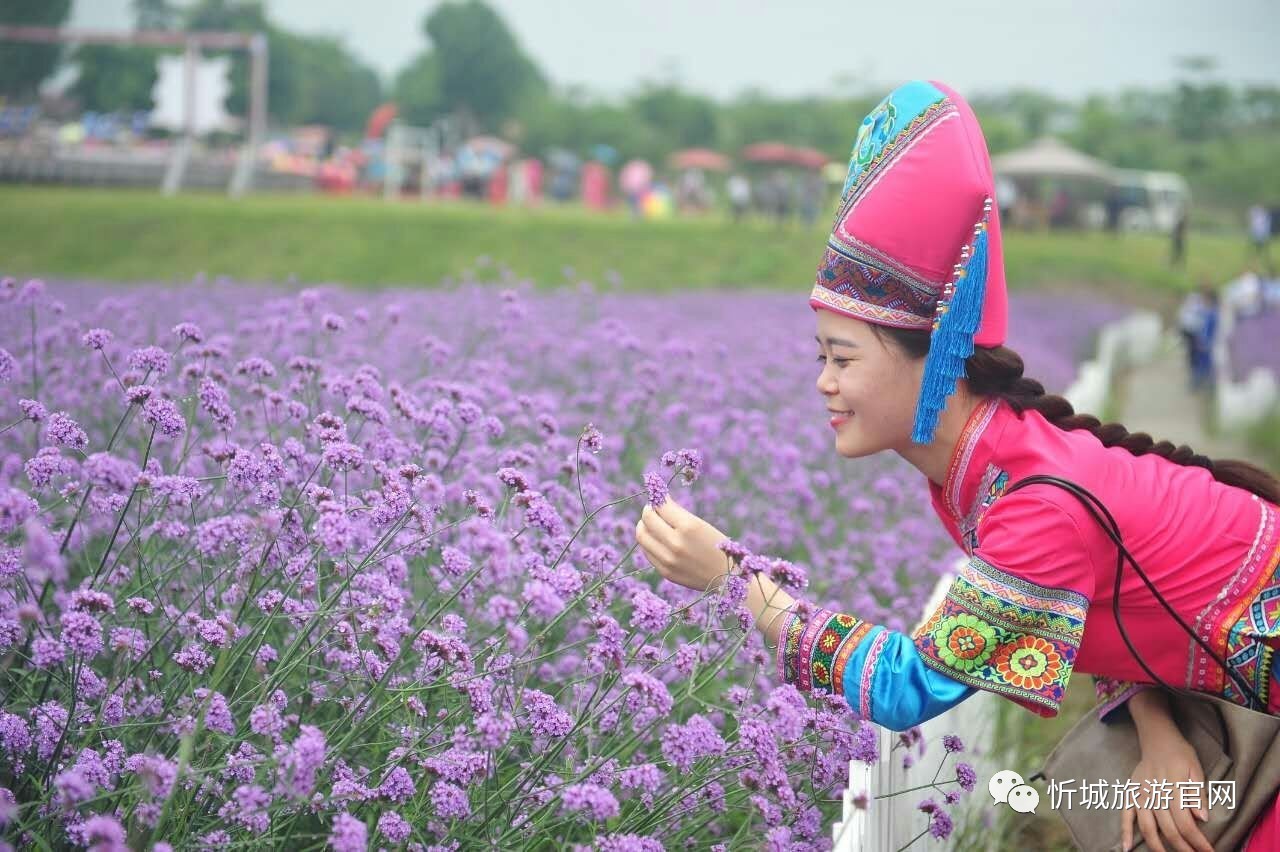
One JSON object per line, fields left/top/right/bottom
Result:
{"left": 911, "top": 223, "right": 989, "bottom": 444}
{"left": 840, "top": 81, "right": 946, "bottom": 201}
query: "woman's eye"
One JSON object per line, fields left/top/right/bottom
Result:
{"left": 817, "top": 355, "right": 851, "bottom": 367}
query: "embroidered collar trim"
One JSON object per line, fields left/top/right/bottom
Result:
{"left": 941, "top": 396, "right": 1001, "bottom": 522}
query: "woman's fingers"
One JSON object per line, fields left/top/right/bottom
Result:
{"left": 641, "top": 505, "right": 687, "bottom": 561}
{"left": 654, "top": 495, "right": 691, "bottom": 528}
{"left": 1153, "top": 807, "right": 1195, "bottom": 852}
{"left": 635, "top": 520, "right": 674, "bottom": 572}
{"left": 1121, "top": 807, "right": 1134, "bottom": 852}
{"left": 1167, "top": 807, "right": 1214, "bottom": 852}
{"left": 1137, "top": 808, "right": 1167, "bottom": 852}
{"left": 640, "top": 504, "right": 676, "bottom": 541}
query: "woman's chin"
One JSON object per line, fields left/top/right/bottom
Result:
{"left": 833, "top": 434, "right": 874, "bottom": 459}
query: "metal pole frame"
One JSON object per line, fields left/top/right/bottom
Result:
{"left": 0, "top": 26, "right": 268, "bottom": 197}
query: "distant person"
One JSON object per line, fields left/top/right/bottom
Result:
{"left": 1049, "top": 186, "right": 1072, "bottom": 229}
{"left": 1249, "top": 203, "right": 1272, "bottom": 267}
{"left": 995, "top": 175, "right": 1018, "bottom": 228}
{"left": 1228, "top": 267, "right": 1266, "bottom": 318}
{"left": 678, "top": 167, "right": 708, "bottom": 214}
{"left": 1176, "top": 287, "right": 1207, "bottom": 384}
{"left": 1169, "top": 204, "right": 1188, "bottom": 268}
{"left": 1189, "top": 284, "right": 1220, "bottom": 392}
{"left": 1104, "top": 188, "right": 1122, "bottom": 234}
{"left": 772, "top": 170, "right": 792, "bottom": 226}
{"left": 798, "top": 171, "right": 825, "bottom": 227}
{"left": 727, "top": 173, "right": 751, "bottom": 222}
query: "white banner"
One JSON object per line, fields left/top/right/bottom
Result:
{"left": 150, "top": 54, "right": 236, "bottom": 136}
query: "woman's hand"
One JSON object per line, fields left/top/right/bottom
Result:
{"left": 1121, "top": 734, "right": 1213, "bottom": 852}
{"left": 634, "top": 496, "right": 731, "bottom": 592}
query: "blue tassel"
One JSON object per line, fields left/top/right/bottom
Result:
{"left": 911, "top": 226, "right": 988, "bottom": 444}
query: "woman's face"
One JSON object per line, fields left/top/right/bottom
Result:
{"left": 814, "top": 308, "right": 924, "bottom": 458}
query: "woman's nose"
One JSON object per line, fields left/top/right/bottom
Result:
{"left": 815, "top": 366, "right": 837, "bottom": 395}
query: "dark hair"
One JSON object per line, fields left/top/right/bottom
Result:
{"left": 870, "top": 325, "right": 1280, "bottom": 505}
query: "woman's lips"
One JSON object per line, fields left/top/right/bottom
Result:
{"left": 828, "top": 411, "right": 853, "bottom": 429}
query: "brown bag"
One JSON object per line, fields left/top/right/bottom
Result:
{"left": 1036, "top": 688, "right": 1280, "bottom": 851}
{"left": 999, "top": 476, "right": 1280, "bottom": 851}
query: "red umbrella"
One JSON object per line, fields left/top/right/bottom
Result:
{"left": 741, "top": 142, "right": 796, "bottom": 164}
{"left": 788, "top": 146, "right": 830, "bottom": 170}
{"left": 741, "top": 142, "right": 829, "bottom": 170}
{"left": 668, "top": 148, "right": 731, "bottom": 172}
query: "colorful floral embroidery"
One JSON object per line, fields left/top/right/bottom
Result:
{"left": 796, "top": 607, "right": 833, "bottom": 692}
{"left": 1186, "top": 501, "right": 1280, "bottom": 711}
{"left": 992, "top": 636, "right": 1064, "bottom": 692}
{"left": 942, "top": 399, "right": 999, "bottom": 522}
{"left": 860, "top": 630, "right": 891, "bottom": 720}
{"left": 1092, "top": 675, "right": 1151, "bottom": 721}
{"left": 832, "top": 621, "right": 873, "bottom": 696}
{"left": 812, "top": 661, "right": 831, "bottom": 687}
{"left": 779, "top": 610, "right": 806, "bottom": 685}
{"left": 913, "top": 556, "right": 1089, "bottom": 716}
{"left": 961, "top": 463, "right": 1010, "bottom": 554}
{"left": 932, "top": 613, "right": 997, "bottom": 671}
{"left": 837, "top": 88, "right": 952, "bottom": 212}
{"left": 779, "top": 609, "right": 876, "bottom": 700}
{"left": 811, "top": 248, "right": 935, "bottom": 330}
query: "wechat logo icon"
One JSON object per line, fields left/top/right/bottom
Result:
{"left": 989, "top": 769, "right": 1040, "bottom": 815}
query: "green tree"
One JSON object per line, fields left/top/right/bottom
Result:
{"left": 1239, "top": 85, "right": 1280, "bottom": 127}
{"left": 422, "top": 0, "right": 547, "bottom": 130}
{"left": 184, "top": 0, "right": 272, "bottom": 118}
{"left": 1171, "top": 55, "right": 1233, "bottom": 142}
{"left": 184, "top": 0, "right": 382, "bottom": 132}
{"left": 628, "top": 84, "right": 718, "bottom": 151}
{"left": 999, "top": 89, "right": 1064, "bottom": 138}
{"left": 280, "top": 32, "right": 383, "bottom": 131}
{"left": 0, "top": 0, "right": 73, "bottom": 100}
{"left": 719, "top": 91, "right": 874, "bottom": 158}
{"left": 516, "top": 87, "right": 660, "bottom": 161}
{"left": 68, "top": 45, "right": 163, "bottom": 112}
{"left": 134, "top": 0, "right": 178, "bottom": 30}
{"left": 66, "top": 0, "right": 181, "bottom": 112}
{"left": 393, "top": 51, "right": 445, "bottom": 127}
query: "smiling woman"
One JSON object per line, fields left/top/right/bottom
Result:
{"left": 637, "top": 78, "right": 1280, "bottom": 852}
{"left": 813, "top": 314, "right": 958, "bottom": 476}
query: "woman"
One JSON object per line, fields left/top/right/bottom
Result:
{"left": 635, "top": 80, "right": 1280, "bottom": 852}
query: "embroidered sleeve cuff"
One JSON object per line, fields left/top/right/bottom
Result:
{"left": 777, "top": 605, "right": 974, "bottom": 729}
{"left": 778, "top": 606, "right": 872, "bottom": 696}
{"left": 1092, "top": 676, "right": 1151, "bottom": 723}
{"left": 911, "top": 556, "right": 1089, "bottom": 718}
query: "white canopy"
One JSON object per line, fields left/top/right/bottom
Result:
{"left": 991, "top": 136, "right": 1116, "bottom": 183}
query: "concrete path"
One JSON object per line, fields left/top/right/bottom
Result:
{"left": 1114, "top": 329, "right": 1258, "bottom": 463}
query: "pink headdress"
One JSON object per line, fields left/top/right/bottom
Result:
{"left": 810, "top": 80, "right": 1007, "bottom": 444}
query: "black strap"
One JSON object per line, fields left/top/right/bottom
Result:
{"left": 1004, "top": 474, "right": 1265, "bottom": 711}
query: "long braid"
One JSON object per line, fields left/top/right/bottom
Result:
{"left": 870, "top": 325, "right": 1280, "bottom": 505}
{"left": 965, "top": 346, "right": 1280, "bottom": 504}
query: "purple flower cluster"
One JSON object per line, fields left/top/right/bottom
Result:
{"left": 0, "top": 276, "right": 1115, "bottom": 847}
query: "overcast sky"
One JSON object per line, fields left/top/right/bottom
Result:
{"left": 71, "top": 0, "right": 1279, "bottom": 100}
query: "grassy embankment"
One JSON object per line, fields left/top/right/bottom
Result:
{"left": 0, "top": 186, "right": 1258, "bottom": 297}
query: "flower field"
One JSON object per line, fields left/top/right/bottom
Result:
{"left": 0, "top": 273, "right": 1124, "bottom": 850}
{"left": 1229, "top": 306, "right": 1280, "bottom": 384}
